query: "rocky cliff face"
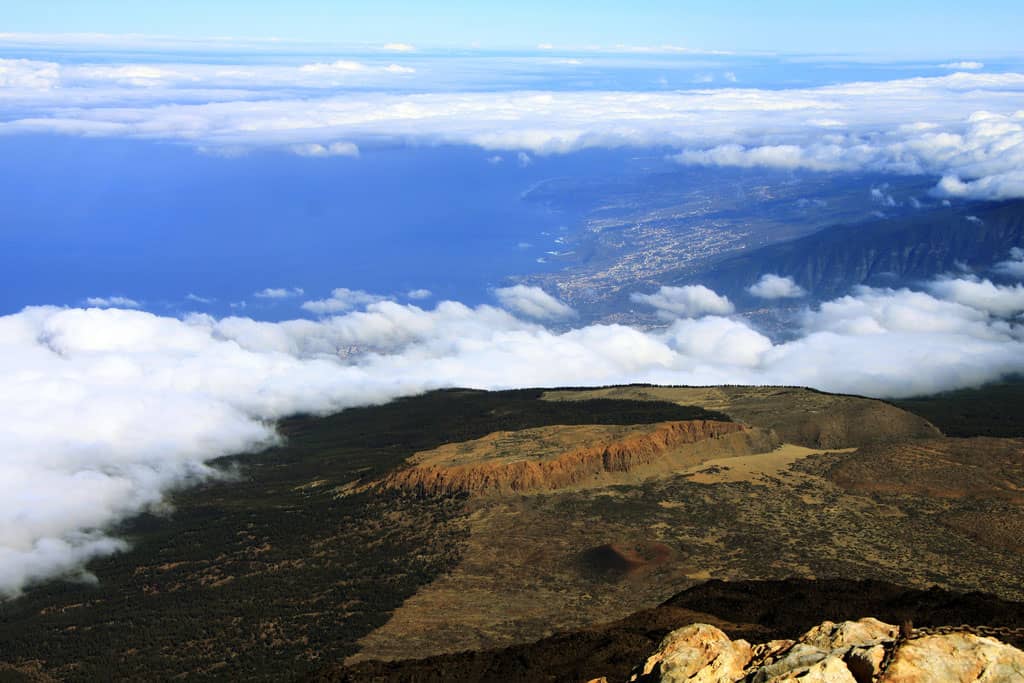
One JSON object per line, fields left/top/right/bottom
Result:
{"left": 378, "top": 420, "right": 776, "bottom": 496}
{"left": 619, "top": 618, "right": 1024, "bottom": 683}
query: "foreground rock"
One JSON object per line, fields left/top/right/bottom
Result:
{"left": 627, "top": 618, "right": 1024, "bottom": 682}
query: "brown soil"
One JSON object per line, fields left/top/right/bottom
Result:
{"left": 683, "top": 444, "right": 855, "bottom": 485}
{"left": 823, "top": 436, "right": 1024, "bottom": 502}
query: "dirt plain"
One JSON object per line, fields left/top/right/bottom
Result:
{"left": 350, "top": 386, "right": 1023, "bottom": 665}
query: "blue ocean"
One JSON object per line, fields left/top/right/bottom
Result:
{"left": 0, "top": 137, "right": 660, "bottom": 317}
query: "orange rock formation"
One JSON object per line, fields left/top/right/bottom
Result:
{"left": 380, "top": 420, "right": 771, "bottom": 496}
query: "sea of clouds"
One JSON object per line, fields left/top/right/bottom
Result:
{"left": 1, "top": 53, "right": 1024, "bottom": 199}
{"left": 3, "top": 273, "right": 1024, "bottom": 597}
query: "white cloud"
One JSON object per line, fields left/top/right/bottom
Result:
{"left": 84, "top": 296, "right": 140, "bottom": 308}
{"left": 747, "top": 274, "right": 807, "bottom": 299}
{"left": 940, "top": 61, "right": 984, "bottom": 70}
{"left": 406, "top": 289, "right": 432, "bottom": 300}
{"left": 663, "top": 316, "right": 773, "bottom": 367}
{"left": 185, "top": 293, "right": 215, "bottom": 304}
{"left": 0, "top": 58, "right": 60, "bottom": 89}
{"left": 254, "top": 287, "right": 304, "bottom": 299}
{"left": 994, "top": 248, "right": 1024, "bottom": 279}
{"left": 935, "top": 171, "right": 1024, "bottom": 201}
{"left": 3, "top": 277, "right": 1024, "bottom": 596}
{"left": 298, "top": 60, "right": 368, "bottom": 73}
{"left": 382, "top": 43, "right": 416, "bottom": 53}
{"left": 1, "top": 62, "right": 1023, "bottom": 197}
{"left": 493, "top": 285, "right": 575, "bottom": 320}
{"left": 289, "top": 141, "right": 360, "bottom": 158}
{"left": 301, "top": 288, "right": 388, "bottom": 314}
{"left": 631, "top": 285, "right": 735, "bottom": 319}
{"left": 926, "top": 278, "right": 1024, "bottom": 317}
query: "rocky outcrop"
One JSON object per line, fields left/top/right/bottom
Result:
{"left": 631, "top": 623, "right": 752, "bottom": 682}
{"left": 884, "top": 633, "right": 1024, "bottom": 682}
{"left": 627, "top": 619, "right": 1024, "bottom": 682}
{"left": 378, "top": 420, "right": 776, "bottom": 496}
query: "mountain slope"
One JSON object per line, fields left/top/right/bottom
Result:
{"left": 678, "top": 199, "right": 1024, "bottom": 303}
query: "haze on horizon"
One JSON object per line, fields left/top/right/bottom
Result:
{"left": 4, "top": 0, "right": 1024, "bottom": 57}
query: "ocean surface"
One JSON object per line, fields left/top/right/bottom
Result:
{"left": 0, "top": 137, "right": 667, "bottom": 318}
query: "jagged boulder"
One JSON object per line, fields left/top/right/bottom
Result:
{"left": 623, "top": 618, "right": 1024, "bottom": 682}
{"left": 629, "top": 623, "right": 752, "bottom": 682}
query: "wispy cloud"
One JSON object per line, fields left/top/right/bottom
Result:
{"left": 994, "top": 247, "right": 1024, "bottom": 279}
{"left": 84, "top": 296, "right": 140, "bottom": 308}
{"left": 254, "top": 287, "right": 304, "bottom": 299}
{"left": 289, "top": 142, "right": 359, "bottom": 158}
{"left": 494, "top": 285, "right": 575, "bottom": 320}
{"left": 940, "top": 61, "right": 984, "bottom": 70}
{"left": 301, "top": 288, "right": 388, "bottom": 314}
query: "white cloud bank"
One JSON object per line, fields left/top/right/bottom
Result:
{"left": 3, "top": 58, "right": 1024, "bottom": 197}
{"left": 2, "top": 276, "right": 1024, "bottom": 597}
{"left": 747, "top": 274, "right": 807, "bottom": 299}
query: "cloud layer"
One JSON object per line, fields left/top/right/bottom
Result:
{"left": 2, "top": 55, "right": 1024, "bottom": 197}
{"left": 3, "top": 275, "right": 1023, "bottom": 597}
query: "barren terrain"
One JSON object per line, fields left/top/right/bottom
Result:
{"left": 1, "top": 385, "right": 1021, "bottom": 682}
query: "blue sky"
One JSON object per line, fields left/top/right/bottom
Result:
{"left": 4, "top": 0, "right": 1023, "bottom": 56}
